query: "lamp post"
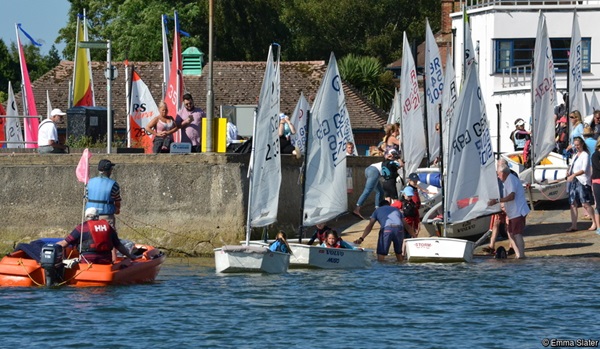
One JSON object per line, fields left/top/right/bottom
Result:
{"left": 79, "top": 40, "right": 115, "bottom": 154}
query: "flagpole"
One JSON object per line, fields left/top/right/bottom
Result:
{"left": 206, "top": 0, "right": 214, "bottom": 152}
{"left": 125, "top": 60, "right": 131, "bottom": 147}
{"left": 71, "top": 15, "right": 80, "bottom": 108}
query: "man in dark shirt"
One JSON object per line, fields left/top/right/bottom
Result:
{"left": 58, "top": 208, "right": 136, "bottom": 264}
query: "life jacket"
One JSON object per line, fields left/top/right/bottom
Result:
{"left": 512, "top": 130, "right": 530, "bottom": 151}
{"left": 86, "top": 176, "right": 117, "bottom": 214}
{"left": 381, "top": 160, "right": 399, "bottom": 180}
{"left": 315, "top": 226, "right": 332, "bottom": 243}
{"left": 81, "top": 220, "right": 114, "bottom": 253}
{"left": 522, "top": 139, "right": 532, "bottom": 168}
{"left": 401, "top": 198, "right": 418, "bottom": 218}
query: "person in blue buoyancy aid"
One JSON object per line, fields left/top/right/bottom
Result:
{"left": 269, "top": 231, "right": 293, "bottom": 254}
{"left": 86, "top": 159, "right": 121, "bottom": 228}
{"left": 58, "top": 208, "right": 137, "bottom": 264}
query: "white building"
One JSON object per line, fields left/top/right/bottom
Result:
{"left": 451, "top": 0, "right": 600, "bottom": 153}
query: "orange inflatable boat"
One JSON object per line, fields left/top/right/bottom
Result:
{"left": 0, "top": 238, "right": 166, "bottom": 287}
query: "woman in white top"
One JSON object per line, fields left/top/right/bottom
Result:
{"left": 566, "top": 137, "right": 596, "bottom": 232}
{"left": 353, "top": 162, "right": 385, "bottom": 220}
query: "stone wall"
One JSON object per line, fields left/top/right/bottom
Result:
{"left": 0, "top": 152, "right": 379, "bottom": 256}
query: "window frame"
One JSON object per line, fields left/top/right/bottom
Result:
{"left": 494, "top": 37, "right": 591, "bottom": 74}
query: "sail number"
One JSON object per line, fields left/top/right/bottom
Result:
{"left": 265, "top": 114, "right": 280, "bottom": 161}
{"left": 452, "top": 117, "right": 493, "bottom": 165}
{"left": 315, "top": 109, "right": 349, "bottom": 165}
{"left": 426, "top": 57, "right": 444, "bottom": 104}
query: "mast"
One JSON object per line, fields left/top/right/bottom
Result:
{"left": 244, "top": 107, "right": 259, "bottom": 246}
{"left": 297, "top": 110, "right": 312, "bottom": 243}
{"left": 438, "top": 104, "right": 447, "bottom": 237}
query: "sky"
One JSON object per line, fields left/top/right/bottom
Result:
{"left": 1, "top": 0, "right": 71, "bottom": 56}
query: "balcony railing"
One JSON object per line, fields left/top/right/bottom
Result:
{"left": 466, "top": 0, "right": 595, "bottom": 9}
{"left": 501, "top": 64, "right": 532, "bottom": 88}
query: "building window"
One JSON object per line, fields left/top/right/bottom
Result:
{"left": 494, "top": 38, "right": 590, "bottom": 73}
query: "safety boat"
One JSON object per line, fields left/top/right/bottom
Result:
{"left": 0, "top": 238, "right": 165, "bottom": 287}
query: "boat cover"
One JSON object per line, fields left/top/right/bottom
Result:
{"left": 13, "top": 238, "right": 62, "bottom": 262}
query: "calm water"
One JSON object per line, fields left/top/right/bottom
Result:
{"left": 1, "top": 257, "right": 599, "bottom": 348}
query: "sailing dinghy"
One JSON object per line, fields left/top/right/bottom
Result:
{"left": 214, "top": 45, "right": 290, "bottom": 273}
{"left": 286, "top": 53, "right": 370, "bottom": 269}
{"left": 501, "top": 13, "right": 568, "bottom": 203}
{"left": 249, "top": 53, "right": 370, "bottom": 269}
{"left": 406, "top": 47, "right": 500, "bottom": 262}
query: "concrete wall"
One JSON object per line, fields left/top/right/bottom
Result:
{"left": 0, "top": 152, "right": 379, "bottom": 256}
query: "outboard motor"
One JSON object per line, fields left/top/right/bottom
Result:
{"left": 40, "top": 244, "right": 64, "bottom": 286}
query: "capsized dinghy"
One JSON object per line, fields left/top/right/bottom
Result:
{"left": 0, "top": 238, "right": 165, "bottom": 287}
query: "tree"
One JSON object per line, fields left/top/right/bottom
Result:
{"left": 338, "top": 54, "right": 395, "bottom": 110}
{"left": 59, "top": 0, "right": 207, "bottom": 62}
{"left": 56, "top": 0, "right": 441, "bottom": 63}
{"left": 0, "top": 38, "right": 60, "bottom": 102}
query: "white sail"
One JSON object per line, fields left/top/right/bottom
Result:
{"left": 585, "top": 93, "right": 592, "bottom": 116}
{"left": 591, "top": 90, "right": 600, "bottom": 112}
{"left": 248, "top": 45, "right": 281, "bottom": 228}
{"left": 446, "top": 64, "right": 499, "bottom": 223}
{"left": 441, "top": 51, "right": 457, "bottom": 158}
{"left": 5, "top": 82, "right": 24, "bottom": 148}
{"left": 425, "top": 19, "right": 444, "bottom": 162}
{"left": 532, "top": 12, "right": 557, "bottom": 166}
{"left": 400, "top": 32, "right": 426, "bottom": 175}
{"left": 290, "top": 92, "right": 309, "bottom": 154}
{"left": 463, "top": 8, "right": 476, "bottom": 73}
{"left": 303, "top": 52, "right": 350, "bottom": 226}
{"left": 387, "top": 88, "right": 400, "bottom": 125}
{"left": 568, "top": 11, "right": 583, "bottom": 116}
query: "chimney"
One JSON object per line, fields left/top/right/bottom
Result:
{"left": 441, "top": 0, "right": 455, "bottom": 34}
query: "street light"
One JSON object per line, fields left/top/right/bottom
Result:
{"left": 79, "top": 40, "right": 114, "bottom": 154}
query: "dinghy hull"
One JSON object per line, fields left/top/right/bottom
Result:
{"left": 214, "top": 245, "right": 290, "bottom": 274}
{"left": 405, "top": 237, "right": 474, "bottom": 263}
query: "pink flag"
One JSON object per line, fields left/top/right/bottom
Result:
{"left": 164, "top": 11, "right": 183, "bottom": 142}
{"left": 16, "top": 24, "right": 40, "bottom": 148}
{"left": 76, "top": 148, "right": 91, "bottom": 184}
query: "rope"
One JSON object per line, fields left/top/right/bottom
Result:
{"left": 56, "top": 262, "right": 93, "bottom": 286}
{"left": 17, "top": 258, "right": 44, "bottom": 287}
{"left": 532, "top": 180, "right": 568, "bottom": 202}
{"left": 116, "top": 214, "right": 218, "bottom": 255}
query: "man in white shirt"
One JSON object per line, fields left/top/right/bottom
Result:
{"left": 38, "top": 108, "right": 67, "bottom": 154}
{"left": 488, "top": 161, "right": 531, "bottom": 258}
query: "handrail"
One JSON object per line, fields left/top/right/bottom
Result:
{"left": 466, "top": 0, "right": 599, "bottom": 9}
{"left": 501, "top": 64, "right": 532, "bottom": 88}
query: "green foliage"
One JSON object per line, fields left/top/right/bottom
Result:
{"left": 66, "top": 135, "right": 101, "bottom": 148}
{"left": 0, "top": 0, "right": 442, "bottom": 104}
{"left": 338, "top": 54, "right": 395, "bottom": 110}
{"left": 0, "top": 39, "right": 62, "bottom": 101}
{"left": 65, "top": 134, "right": 126, "bottom": 149}
{"left": 56, "top": 0, "right": 441, "bottom": 63}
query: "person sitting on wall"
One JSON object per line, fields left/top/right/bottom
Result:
{"left": 38, "top": 109, "right": 68, "bottom": 154}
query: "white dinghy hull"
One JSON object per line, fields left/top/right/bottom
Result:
{"left": 421, "top": 202, "right": 492, "bottom": 240}
{"left": 246, "top": 240, "right": 371, "bottom": 269}
{"left": 501, "top": 151, "right": 568, "bottom": 202}
{"left": 287, "top": 243, "right": 371, "bottom": 269}
{"left": 214, "top": 245, "right": 290, "bottom": 274}
{"left": 404, "top": 237, "right": 474, "bottom": 263}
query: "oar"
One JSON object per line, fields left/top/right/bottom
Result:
{"left": 473, "top": 230, "right": 492, "bottom": 249}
